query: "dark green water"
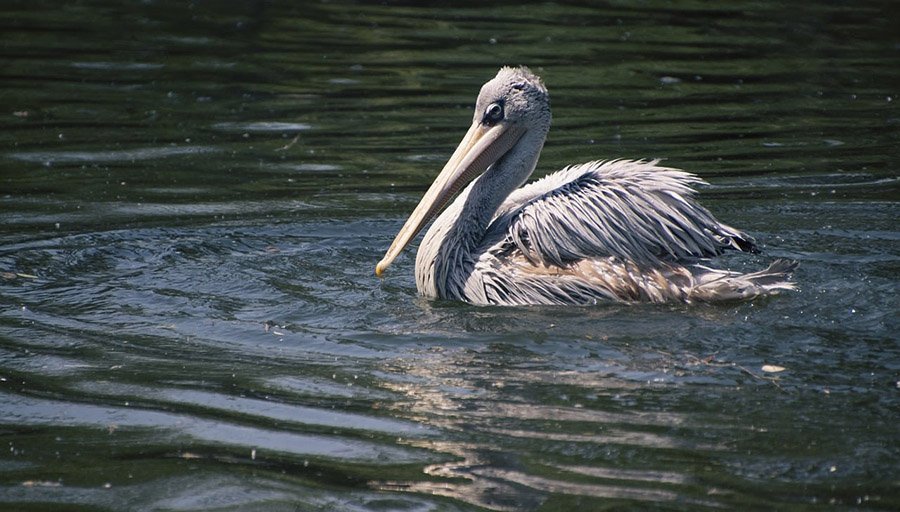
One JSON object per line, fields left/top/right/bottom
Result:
{"left": 2, "top": 1, "right": 898, "bottom": 510}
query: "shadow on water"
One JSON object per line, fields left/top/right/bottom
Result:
{"left": 1, "top": 0, "right": 899, "bottom": 510}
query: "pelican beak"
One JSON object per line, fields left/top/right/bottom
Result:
{"left": 376, "top": 120, "right": 525, "bottom": 277}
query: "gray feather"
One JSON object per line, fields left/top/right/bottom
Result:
{"left": 500, "top": 159, "right": 755, "bottom": 267}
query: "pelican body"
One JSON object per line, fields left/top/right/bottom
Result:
{"left": 376, "top": 67, "right": 796, "bottom": 305}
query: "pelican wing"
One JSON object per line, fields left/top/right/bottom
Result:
{"left": 497, "top": 159, "right": 755, "bottom": 267}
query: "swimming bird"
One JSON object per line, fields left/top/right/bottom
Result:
{"left": 375, "top": 66, "right": 797, "bottom": 305}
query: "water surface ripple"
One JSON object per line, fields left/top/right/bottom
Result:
{"left": 1, "top": 1, "right": 898, "bottom": 510}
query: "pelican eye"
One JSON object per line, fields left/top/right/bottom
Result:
{"left": 483, "top": 102, "right": 504, "bottom": 124}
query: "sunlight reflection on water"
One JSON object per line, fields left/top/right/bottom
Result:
{"left": 1, "top": 0, "right": 897, "bottom": 510}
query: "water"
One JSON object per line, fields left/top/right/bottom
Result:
{"left": 1, "top": 1, "right": 898, "bottom": 510}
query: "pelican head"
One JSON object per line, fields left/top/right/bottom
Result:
{"left": 376, "top": 66, "right": 551, "bottom": 276}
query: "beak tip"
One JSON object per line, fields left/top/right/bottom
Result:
{"left": 375, "top": 261, "right": 387, "bottom": 278}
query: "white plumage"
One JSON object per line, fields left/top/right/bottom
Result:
{"left": 377, "top": 67, "right": 797, "bottom": 305}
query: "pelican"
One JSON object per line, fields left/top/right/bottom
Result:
{"left": 376, "top": 66, "right": 797, "bottom": 305}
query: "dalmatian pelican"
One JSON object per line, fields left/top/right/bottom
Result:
{"left": 375, "top": 66, "right": 797, "bottom": 305}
